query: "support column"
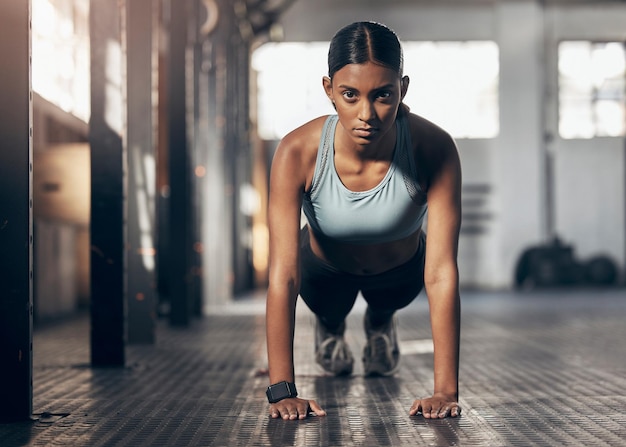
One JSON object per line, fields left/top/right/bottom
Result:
{"left": 199, "top": 0, "right": 256, "bottom": 308}
{"left": 0, "top": 0, "right": 33, "bottom": 422}
{"left": 127, "top": 0, "right": 157, "bottom": 344}
{"left": 189, "top": 0, "right": 206, "bottom": 317}
{"left": 230, "top": 25, "right": 254, "bottom": 296}
{"left": 89, "top": 0, "right": 127, "bottom": 366}
{"left": 201, "top": 0, "right": 234, "bottom": 309}
{"left": 167, "top": 0, "right": 194, "bottom": 326}
{"left": 495, "top": 1, "right": 546, "bottom": 286}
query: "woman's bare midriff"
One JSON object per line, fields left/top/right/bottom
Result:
{"left": 307, "top": 228, "right": 423, "bottom": 275}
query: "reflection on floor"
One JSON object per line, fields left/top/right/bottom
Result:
{"left": 1, "top": 289, "right": 626, "bottom": 446}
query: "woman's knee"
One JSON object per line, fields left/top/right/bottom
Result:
{"left": 299, "top": 286, "right": 358, "bottom": 325}
{"left": 362, "top": 285, "right": 422, "bottom": 313}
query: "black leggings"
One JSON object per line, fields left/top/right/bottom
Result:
{"left": 299, "top": 230, "right": 426, "bottom": 328}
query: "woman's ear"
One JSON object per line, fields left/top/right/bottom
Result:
{"left": 322, "top": 76, "right": 334, "bottom": 101}
{"left": 401, "top": 75, "right": 410, "bottom": 100}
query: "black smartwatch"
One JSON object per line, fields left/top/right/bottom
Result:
{"left": 266, "top": 381, "right": 298, "bottom": 403}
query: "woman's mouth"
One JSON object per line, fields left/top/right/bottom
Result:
{"left": 354, "top": 127, "right": 378, "bottom": 138}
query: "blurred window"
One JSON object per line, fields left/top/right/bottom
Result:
{"left": 252, "top": 41, "right": 499, "bottom": 140}
{"left": 559, "top": 41, "right": 626, "bottom": 139}
{"left": 32, "top": 0, "right": 90, "bottom": 122}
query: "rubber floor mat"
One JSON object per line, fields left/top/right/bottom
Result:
{"left": 1, "top": 290, "right": 625, "bottom": 446}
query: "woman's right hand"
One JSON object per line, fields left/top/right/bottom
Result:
{"left": 269, "top": 397, "right": 326, "bottom": 420}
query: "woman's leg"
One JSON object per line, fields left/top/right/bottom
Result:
{"left": 360, "top": 246, "right": 425, "bottom": 325}
{"left": 359, "top": 276, "right": 422, "bottom": 377}
{"left": 360, "top": 280, "right": 423, "bottom": 326}
{"left": 298, "top": 228, "right": 359, "bottom": 328}
{"left": 359, "top": 233, "right": 426, "bottom": 376}
{"left": 298, "top": 229, "right": 359, "bottom": 375}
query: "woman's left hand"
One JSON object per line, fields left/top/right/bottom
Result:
{"left": 409, "top": 393, "right": 461, "bottom": 418}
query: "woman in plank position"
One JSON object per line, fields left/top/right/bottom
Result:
{"left": 265, "top": 21, "right": 461, "bottom": 420}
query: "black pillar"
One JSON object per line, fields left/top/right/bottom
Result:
{"left": 126, "top": 0, "right": 157, "bottom": 344}
{"left": 229, "top": 24, "right": 254, "bottom": 296}
{"left": 0, "top": 0, "right": 33, "bottom": 422}
{"left": 189, "top": 0, "right": 204, "bottom": 318}
{"left": 167, "top": 0, "right": 194, "bottom": 326}
{"left": 89, "top": 0, "right": 126, "bottom": 366}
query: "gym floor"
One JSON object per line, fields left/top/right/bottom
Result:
{"left": 1, "top": 289, "right": 625, "bottom": 446}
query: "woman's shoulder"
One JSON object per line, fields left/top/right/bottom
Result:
{"left": 405, "top": 112, "right": 455, "bottom": 148}
{"left": 404, "top": 112, "right": 460, "bottom": 189}
{"left": 271, "top": 115, "right": 332, "bottom": 185}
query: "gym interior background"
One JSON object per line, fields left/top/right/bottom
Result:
{"left": 1, "top": 0, "right": 625, "bottom": 437}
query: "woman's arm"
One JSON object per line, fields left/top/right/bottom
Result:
{"left": 266, "top": 130, "right": 325, "bottom": 420}
{"left": 409, "top": 125, "right": 462, "bottom": 418}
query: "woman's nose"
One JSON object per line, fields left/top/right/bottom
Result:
{"left": 358, "top": 100, "right": 376, "bottom": 122}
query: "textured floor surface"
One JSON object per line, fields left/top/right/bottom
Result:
{"left": 1, "top": 289, "right": 625, "bottom": 446}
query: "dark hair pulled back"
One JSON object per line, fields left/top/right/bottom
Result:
{"left": 327, "top": 21, "right": 404, "bottom": 79}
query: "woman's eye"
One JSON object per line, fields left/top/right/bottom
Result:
{"left": 342, "top": 91, "right": 356, "bottom": 99}
{"left": 377, "top": 91, "right": 392, "bottom": 100}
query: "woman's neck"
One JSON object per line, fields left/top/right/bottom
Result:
{"left": 335, "top": 122, "right": 397, "bottom": 162}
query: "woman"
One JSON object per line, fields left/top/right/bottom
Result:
{"left": 265, "top": 21, "right": 461, "bottom": 421}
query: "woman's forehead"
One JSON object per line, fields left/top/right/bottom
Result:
{"left": 332, "top": 62, "right": 400, "bottom": 86}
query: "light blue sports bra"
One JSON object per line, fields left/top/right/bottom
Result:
{"left": 302, "top": 114, "right": 427, "bottom": 244}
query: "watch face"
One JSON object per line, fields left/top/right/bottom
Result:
{"left": 269, "top": 382, "right": 290, "bottom": 401}
{"left": 267, "top": 381, "right": 297, "bottom": 403}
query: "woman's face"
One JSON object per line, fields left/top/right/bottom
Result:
{"left": 323, "top": 61, "right": 408, "bottom": 146}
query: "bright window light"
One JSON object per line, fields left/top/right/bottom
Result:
{"left": 559, "top": 41, "right": 626, "bottom": 139}
{"left": 251, "top": 41, "right": 500, "bottom": 140}
{"left": 252, "top": 42, "right": 333, "bottom": 140}
{"left": 32, "top": 0, "right": 90, "bottom": 122}
{"left": 403, "top": 41, "right": 499, "bottom": 139}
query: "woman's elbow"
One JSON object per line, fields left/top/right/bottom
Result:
{"left": 424, "top": 263, "right": 459, "bottom": 291}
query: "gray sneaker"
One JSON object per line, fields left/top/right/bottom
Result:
{"left": 315, "top": 318, "right": 354, "bottom": 376}
{"left": 363, "top": 313, "right": 400, "bottom": 376}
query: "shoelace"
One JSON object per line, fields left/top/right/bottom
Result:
{"left": 316, "top": 336, "right": 351, "bottom": 366}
